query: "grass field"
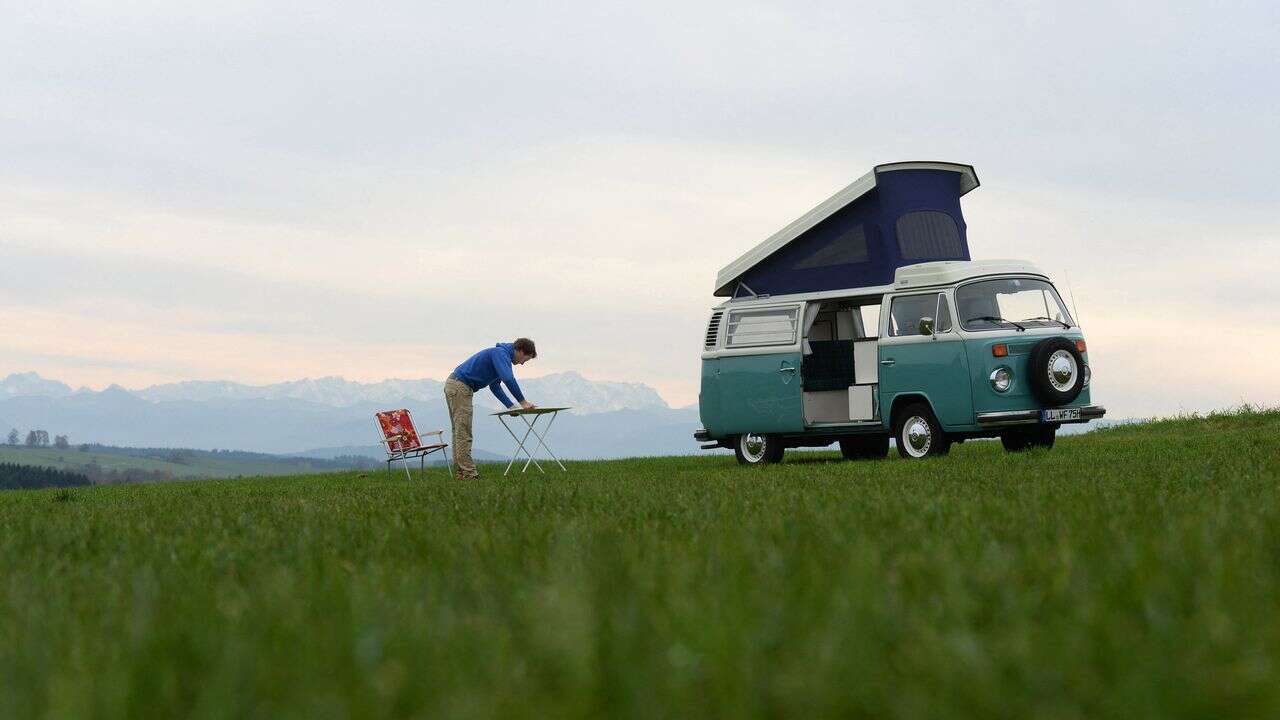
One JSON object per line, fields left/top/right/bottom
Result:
{"left": 0, "top": 445, "right": 365, "bottom": 481}
{"left": 2, "top": 409, "right": 1278, "bottom": 718}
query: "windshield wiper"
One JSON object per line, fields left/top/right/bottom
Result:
{"left": 1021, "top": 316, "right": 1072, "bottom": 329}
{"left": 966, "top": 315, "right": 1026, "bottom": 331}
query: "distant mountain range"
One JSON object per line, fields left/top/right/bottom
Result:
{"left": 1, "top": 371, "right": 669, "bottom": 415}
{"left": 0, "top": 372, "right": 706, "bottom": 460}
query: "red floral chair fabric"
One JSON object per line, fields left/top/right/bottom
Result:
{"left": 376, "top": 409, "right": 423, "bottom": 452}
{"left": 374, "top": 408, "right": 449, "bottom": 478}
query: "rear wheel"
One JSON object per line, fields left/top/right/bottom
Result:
{"left": 1000, "top": 426, "right": 1057, "bottom": 452}
{"left": 893, "top": 402, "right": 951, "bottom": 459}
{"left": 734, "top": 433, "right": 785, "bottom": 465}
{"left": 839, "top": 435, "right": 890, "bottom": 460}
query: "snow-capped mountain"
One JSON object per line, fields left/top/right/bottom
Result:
{"left": 135, "top": 377, "right": 447, "bottom": 408}
{"left": 0, "top": 372, "right": 75, "bottom": 399}
{"left": 479, "top": 371, "right": 667, "bottom": 414}
{"left": 4, "top": 370, "right": 671, "bottom": 415}
{"left": 133, "top": 371, "right": 666, "bottom": 415}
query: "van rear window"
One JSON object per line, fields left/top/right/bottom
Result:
{"left": 726, "top": 307, "right": 799, "bottom": 348}
{"left": 896, "top": 211, "right": 963, "bottom": 260}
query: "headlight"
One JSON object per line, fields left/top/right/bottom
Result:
{"left": 990, "top": 367, "right": 1012, "bottom": 393}
{"left": 1083, "top": 364, "right": 1091, "bottom": 387}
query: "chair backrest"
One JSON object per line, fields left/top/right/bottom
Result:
{"left": 375, "top": 409, "right": 420, "bottom": 452}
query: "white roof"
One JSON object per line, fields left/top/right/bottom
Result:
{"left": 711, "top": 258, "right": 1049, "bottom": 310}
{"left": 893, "top": 259, "right": 1048, "bottom": 289}
{"left": 714, "top": 161, "right": 980, "bottom": 296}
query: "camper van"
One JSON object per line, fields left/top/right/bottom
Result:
{"left": 694, "top": 162, "right": 1105, "bottom": 464}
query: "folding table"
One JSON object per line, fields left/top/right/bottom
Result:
{"left": 491, "top": 407, "right": 570, "bottom": 476}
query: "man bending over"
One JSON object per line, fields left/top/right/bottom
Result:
{"left": 444, "top": 338, "right": 537, "bottom": 479}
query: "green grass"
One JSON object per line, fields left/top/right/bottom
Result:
{"left": 0, "top": 445, "right": 355, "bottom": 480}
{"left": 2, "top": 409, "right": 1279, "bottom": 718}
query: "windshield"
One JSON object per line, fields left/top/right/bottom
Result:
{"left": 955, "top": 277, "right": 1074, "bottom": 331}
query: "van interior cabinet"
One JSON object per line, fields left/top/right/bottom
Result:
{"left": 803, "top": 390, "right": 852, "bottom": 423}
{"left": 847, "top": 385, "right": 875, "bottom": 421}
{"left": 853, "top": 340, "right": 878, "bottom": 385}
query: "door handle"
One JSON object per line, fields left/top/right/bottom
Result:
{"left": 880, "top": 359, "right": 896, "bottom": 366}
{"left": 778, "top": 366, "right": 797, "bottom": 374}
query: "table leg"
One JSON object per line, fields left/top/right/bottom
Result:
{"left": 499, "top": 413, "right": 544, "bottom": 476}
{"left": 518, "top": 414, "right": 546, "bottom": 474}
{"left": 498, "top": 414, "right": 526, "bottom": 476}
{"left": 527, "top": 411, "right": 567, "bottom": 471}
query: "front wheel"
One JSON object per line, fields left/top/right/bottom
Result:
{"left": 893, "top": 403, "right": 951, "bottom": 459}
{"left": 734, "top": 433, "right": 785, "bottom": 465}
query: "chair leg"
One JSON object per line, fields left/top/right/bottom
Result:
{"left": 399, "top": 456, "right": 412, "bottom": 481}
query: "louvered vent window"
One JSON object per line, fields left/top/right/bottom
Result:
{"left": 725, "top": 307, "right": 799, "bottom": 348}
{"left": 704, "top": 311, "right": 724, "bottom": 349}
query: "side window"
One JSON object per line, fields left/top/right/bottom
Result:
{"left": 888, "top": 295, "right": 938, "bottom": 337}
{"left": 792, "top": 224, "right": 869, "bottom": 270}
{"left": 726, "top": 306, "right": 800, "bottom": 347}
{"left": 937, "top": 294, "right": 953, "bottom": 333}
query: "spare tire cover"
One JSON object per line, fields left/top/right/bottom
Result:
{"left": 1028, "top": 337, "right": 1085, "bottom": 406}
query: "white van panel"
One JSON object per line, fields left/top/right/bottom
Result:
{"left": 848, "top": 385, "right": 875, "bottom": 421}
{"left": 804, "top": 390, "right": 850, "bottom": 424}
{"left": 854, "top": 341, "right": 879, "bottom": 385}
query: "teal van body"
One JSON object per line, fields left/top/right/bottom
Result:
{"left": 876, "top": 330, "right": 971, "bottom": 429}
{"left": 710, "top": 351, "right": 805, "bottom": 435}
{"left": 696, "top": 162, "right": 1104, "bottom": 462}
{"left": 696, "top": 262, "right": 1107, "bottom": 462}
{"left": 962, "top": 333, "right": 1092, "bottom": 422}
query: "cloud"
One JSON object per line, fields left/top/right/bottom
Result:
{"left": 1, "top": 1, "right": 1276, "bottom": 415}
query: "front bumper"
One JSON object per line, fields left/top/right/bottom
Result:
{"left": 976, "top": 405, "right": 1106, "bottom": 427}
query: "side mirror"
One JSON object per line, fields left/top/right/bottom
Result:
{"left": 918, "top": 317, "right": 934, "bottom": 336}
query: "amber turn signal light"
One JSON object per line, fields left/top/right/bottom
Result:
{"left": 1076, "top": 340, "right": 1087, "bottom": 353}
{"left": 992, "top": 344, "right": 1009, "bottom": 357}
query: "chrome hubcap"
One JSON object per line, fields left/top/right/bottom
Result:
{"left": 1048, "top": 350, "right": 1078, "bottom": 392}
{"left": 741, "top": 433, "right": 767, "bottom": 462}
{"left": 903, "top": 416, "right": 931, "bottom": 458}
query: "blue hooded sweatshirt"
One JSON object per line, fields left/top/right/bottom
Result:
{"left": 451, "top": 343, "right": 526, "bottom": 408}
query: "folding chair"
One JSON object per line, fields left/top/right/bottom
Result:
{"left": 374, "top": 409, "right": 450, "bottom": 480}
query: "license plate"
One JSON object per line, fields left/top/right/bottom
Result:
{"left": 1041, "top": 408, "right": 1081, "bottom": 422}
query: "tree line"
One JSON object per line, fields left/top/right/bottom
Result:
{"left": 0, "top": 463, "right": 90, "bottom": 491}
{"left": 5, "top": 428, "right": 70, "bottom": 448}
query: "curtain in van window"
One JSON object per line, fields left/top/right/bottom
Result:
{"left": 801, "top": 303, "right": 822, "bottom": 355}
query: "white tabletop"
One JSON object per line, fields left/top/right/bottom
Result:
{"left": 491, "top": 406, "right": 572, "bottom": 417}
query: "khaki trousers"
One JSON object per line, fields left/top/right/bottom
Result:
{"left": 444, "top": 377, "right": 477, "bottom": 477}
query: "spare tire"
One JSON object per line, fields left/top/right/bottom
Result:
{"left": 1028, "top": 337, "right": 1085, "bottom": 406}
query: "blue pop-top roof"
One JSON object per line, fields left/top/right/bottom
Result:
{"left": 714, "top": 161, "right": 980, "bottom": 297}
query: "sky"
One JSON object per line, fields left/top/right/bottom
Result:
{"left": 1, "top": 0, "right": 1277, "bottom": 417}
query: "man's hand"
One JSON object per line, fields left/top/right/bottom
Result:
{"left": 520, "top": 400, "right": 536, "bottom": 411}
